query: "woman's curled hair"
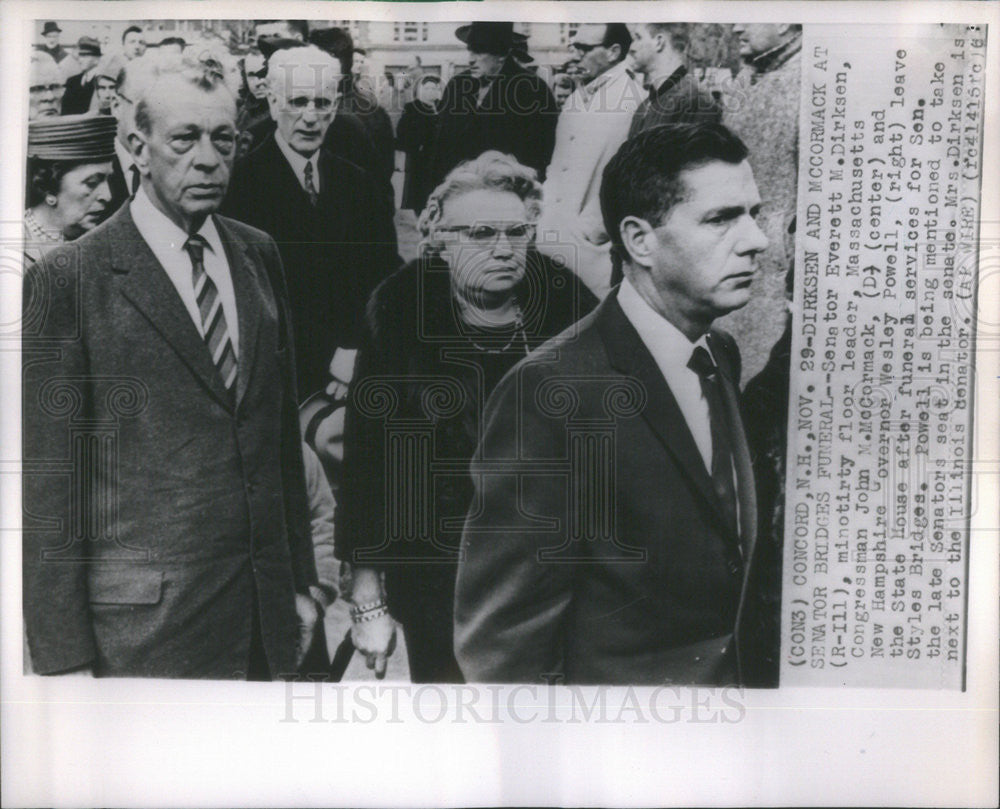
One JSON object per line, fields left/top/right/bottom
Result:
{"left": 417, "top": 151, "right": 542, "bottom": 256}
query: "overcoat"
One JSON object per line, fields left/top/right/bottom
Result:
{"left": 223, "top": 133, "right": 399, "bottom": 397}
{"left": 430, "top": 56, "right": 559, "bottom": 187}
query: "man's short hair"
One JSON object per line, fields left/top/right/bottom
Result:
{"left": 644, "top": 23, "right": 691, "bottom": 54}
{"left": 600, "top": 122, "right": 749, "bottom": 264}
{"left": 130, "top": 52, "right": 235, "bottom": 135}
{"left": 602, "top": 23, "right": 633, "bottom": 62}
{"left": 122, "top": 25, "right": 143, "bottom": 43}
{"left": 266, "top": 45, "right": 341, "bottom": 93}
{"left": 257, "top": 19, "right": 309, "bottom": 40}
{"left": 158, "top": 36, "right": 186, "bottom": 49}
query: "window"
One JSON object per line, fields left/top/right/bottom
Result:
{"left": 393, "top": 21, "right": 427, "bottom": 43}
{"left": 559, "top": 23, "right": 580, "bottom": 45}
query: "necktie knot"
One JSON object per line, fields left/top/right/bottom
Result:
{"left": 688, "top": 345, "right": 718, "bottom": 380}
{"left": 184, "top": 234, "right": 207, "bottom": 265}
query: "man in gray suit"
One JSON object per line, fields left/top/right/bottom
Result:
{"left": 22, "top": 52, "right": 322, "bottom": 679}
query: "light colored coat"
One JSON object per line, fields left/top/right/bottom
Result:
{"left": 536, "top": 61, "right": 645, "bottom": 298}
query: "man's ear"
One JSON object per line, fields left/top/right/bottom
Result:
{"left": 619, "top": 216, "right": 657, "bottom": 269}
{"left": 265, "top": 89, "right": 280, "bottom": 122}
{"left": 127, "top": 130, "right": 150, "bottom": 175}
{"left": 776, "top": 23, "right": 792, "bottom": 38}
{"left": 653, "top": 31, "right": 667, "bottom": 54}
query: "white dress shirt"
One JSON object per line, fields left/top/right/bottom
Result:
{"left": 130, "top": 187, "right": 239, "bottom": 357}
{"left": 274, "top": 130, "right": 321, "bottom": 195}
{"left": 617, "top": 277, "right": 715, "bottom": 473}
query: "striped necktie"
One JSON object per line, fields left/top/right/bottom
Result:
{"left": 303, "top": 160, "right": 318, "bottom": 206}
{"left": 184, "top": 234, "right": 237, "bottom": 391}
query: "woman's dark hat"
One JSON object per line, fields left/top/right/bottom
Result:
{"left": 42, "top": 22, "right": 62, "bottom": 35}
{"left": 455, "top": 22, "right": 528, "bottom": 55}
{"left": 27, "top": 113, "right": 117, "bottom": 162}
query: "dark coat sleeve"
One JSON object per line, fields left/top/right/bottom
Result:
{"left": 259, "top": 233, "right": 318, "bottom": 592}
{"left": 453, "top": 360, "right": 575, "bottom": 683}
{"left": 22, "top": 250, "right": 97, "bottom": 673}
{"left": 334, "top": 269, "right": 417, "bottom": 566}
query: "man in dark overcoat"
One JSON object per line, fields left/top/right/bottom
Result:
{"left": 430, "top": 22, "right": 559, "bottom": 187}
{"left": 222, "top": 45, "right": 398, "bottom": 399}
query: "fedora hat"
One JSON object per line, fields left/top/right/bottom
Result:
{"left": 455, "top": 22, "right": 527, "bottom": 55}
{"left": 76, "top": 36, "right": 102, "bottom": 57}
{"left": 42, "top": 21, "right": 62, "bottom": 35}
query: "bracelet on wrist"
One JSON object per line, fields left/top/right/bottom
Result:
{"left": 351, "top": 605, "right": 389, "bottom": 623}
{"left": 350, "top": 597, "right": 387, "bottom": 615}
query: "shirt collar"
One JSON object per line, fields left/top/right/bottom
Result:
{"left": 583, "top": 59, "right": 633, "bottom": 97}
{"left": 274, "top": 129, "right": 320, "bottom": 185}
{"left": 647, "top": 64, "right": 688, "bottom": 98}
{"left": 130, "top": 186, "right": 224, "bottom": 257}
{"left": 617, "top": 276, "right": 712, "bottom": 372}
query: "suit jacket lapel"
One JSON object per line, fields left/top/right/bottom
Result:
{"left": 214, "top": 216, "right": 261, "bottom": 408}
{"left": 597, "top": 295, "right": 728, "bottom": 525}
{"left": 109, "top": 205, "right": 233, "bottom": 410}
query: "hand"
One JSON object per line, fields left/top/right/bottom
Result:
{"left": 326, "top": 347, "right": 358, "bottom": 402}
{"left": 351, "top": 611, "right": 397, "bottom": 679}
{"left": 294, "top": 592, "right": 321, "bottom": 670}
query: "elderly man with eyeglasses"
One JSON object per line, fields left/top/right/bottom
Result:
{"left": 222, "top": 45, "right": 398, "bottom": 401}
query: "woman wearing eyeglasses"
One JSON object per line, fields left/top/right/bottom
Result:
{"left": 336, "top": 151, "right": 597, "bottom": 682}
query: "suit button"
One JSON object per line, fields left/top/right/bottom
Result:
{"left": 728, "top": 560, "right": 741, "bottom": 576}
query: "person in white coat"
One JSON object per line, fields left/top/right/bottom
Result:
{"left": 535, "top": 23, "right": 644, "bottom": 299}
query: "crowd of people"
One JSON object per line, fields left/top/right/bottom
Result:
{"left": 22, "top": 18, "right": 803, "bottom": 686}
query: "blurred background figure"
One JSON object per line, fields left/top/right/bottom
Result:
{"left": 236, "top": 49, "right": 271, "bottom": 158}
{"left": 627, "top": 23, "right": 721, "bottom": 137}
{"left": 430, "top": 22, "right": 559, "bottom": 187}
{"left": 92, "top": 58, "right": 120, "bottom": 115}
{"left": 60, "top": 36, "right": 102, "bottom": 114}
{"left": 310, "top": 27, "right": 396, "bottom": 187}
{"left": 36, "top": 22, "right": 70, "bottom": 69}
{"left": 337, "top": 152, "right": 596, "bottom": 682}
{"left": 536, "top": 23, "right": 642, "bottom": 299}
{"left": 253, "top": 18, "right": 308, "bottom": 47}
{"left": 157, "top": 36, "right": 186, "bottom": 56}
{"left": 550, "top": 72, "right": 576, "bottom": 107}
{"left": 28, "top": 53, "right": 65, "bottom": 120}
{"left": 23, "top": 113, "right": 116, "bottom": 264}
{"left": 395, "top": 74, "right": 441, "bottom": 213}
{"left": 121, "top": 25, "right": 147, "bottom": 60}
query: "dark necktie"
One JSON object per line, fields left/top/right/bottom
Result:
{"left": 184, "top": 235, "right": 237, "bottom": 391}
{"left": 688, "top": 344, "right": 739, "bottom": 540}
{"left": 303, "top": 160, "right": 318, "bottom": 206}
{"left": 129, "top": 165, "right": 141, "bottom": 196}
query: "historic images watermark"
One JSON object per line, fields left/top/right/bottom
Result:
{"left": 281, "top": 682, "right": 747, "bottom": 724}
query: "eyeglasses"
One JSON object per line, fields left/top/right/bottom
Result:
{"left": 438, "top": 223, "right": 536, "bottom": 243}
{"left": 30, "top": 83, "right": 65, "bottom": 94}
{"left": 569, "top": 41, "right": 602, "bottom": 54}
